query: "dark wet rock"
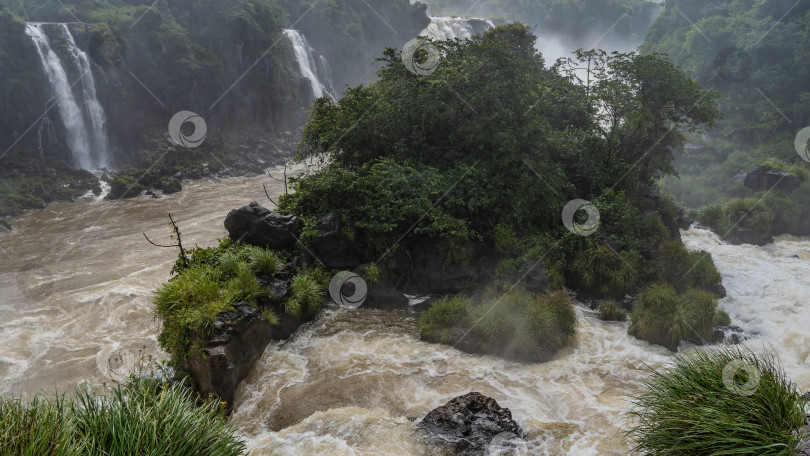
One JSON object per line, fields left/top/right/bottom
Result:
{"left": 710, "top": 325, "right": 746, "bottom": 345}
{"left": 620, "top": 294, "right": 637, "bottom": 311}
{"left": 743, "top": 165, "right": 801, "bottom": 193}
{"left": 353, "top": 263, "right": 408, "bottom": 310}
{"left": 417, "top": 392, "right": 525, "bottom": 456}
{"left": 185, "top": 301, "right": 313, "bottom": 412}
{"left": 224, "top": 202, "right": 302, "bottom": 250}
{"left": 404, "top": 238, "right": 498, "bottom": 295}
{"left": 676, "top": 207, "right": 693, "bottom": 230}
{"left": 702, "top": 282, "right": 727, "bottom": 298}
{"left": 157, "top": 177, "right": 182, "bottom": 194}
{"left": 310, "top": 213, "right": 359, "bottom": 270}
{"left": 0, "top": 219, "right": 10, "bottom": 233}
{"left": 726, "top": 226, "right": 772, "bottom": 246}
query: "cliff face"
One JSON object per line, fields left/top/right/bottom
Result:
{"left": 0, "top": 0, "right": 430, "bottom": 168}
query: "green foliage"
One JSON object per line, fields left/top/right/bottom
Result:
{"left": 419, "top": 295, "right": 471, "bottom": 338}
{"left": 362, "top": 263, "right": 380, "bottom": 285}
{"left": 629, "top": 347, "right": 809, "bottom": 456}
{"left": 419, "top": 288, "right": 577, "bottom": 362}
{"left": 241, "top": 246, "right": 279, "bottom": 277}
{"left": 0, "top": 394, "right": 80, "bottom": 455}
{"left": 155, "top": 240, "right": 278, "bottom": 364}
{"left": 629, "top": 283, "right": 724, "bottom": 350}
{"left": 261, "top": 308, "right": 280, "bottom": 326}
{"left": 715, "top": 308, "right": 732, "bottom": 327}
{"left": 0, "top": 379, "right": 246, "bottom": 455}
{"left": 653, "top": 239, "right": 722, "bottom": 291}
{"left": 284, "top": 269, "right": 326, "bottom": 316}
{"left": 282, "top": 24, "right": 719, "bottom": 266}
{"left": 598, "top": 301, "right": 627, "bottom": 322}
{"left": 572, "top": 243, "right": 639, "bottom": 298}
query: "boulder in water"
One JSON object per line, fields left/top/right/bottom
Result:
{"left": 224, "top": 202, "right": 302, "bottom": 250}
{"left": 417, "top": 392, "right": 526, "bottom": 456}
{"left": 743, "top": 165, "right": 801, "bottom": 193}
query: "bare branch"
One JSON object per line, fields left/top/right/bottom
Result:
{"left": 263, "top": 184, "right": 279, "bottom": 207}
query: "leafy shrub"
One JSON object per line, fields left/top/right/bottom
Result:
{"left": 629, "top": 347, "right": 808, "bottom": 456}
{"left": 598, "top": 301, "right": 627, "bottom": 321}
{"left": 629, "top": 283, "right": 723, "bottom": 350}
{"left": 419, "top": 288, "right": 577, "bottom": 362}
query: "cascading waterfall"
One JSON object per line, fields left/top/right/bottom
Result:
{"left": 420, "top": 16, "right": 495, "bottom": 41}
{"left": 25, "top": 23, "right": 111, "bottom": 170}
{"left": 284, "top": 29, "right": 335, "bottom": 99}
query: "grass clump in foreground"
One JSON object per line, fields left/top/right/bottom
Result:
{"left": 0, "top": 379, "right": 245, "bottom": 456}
{"left": 419, "top": 287, "right": 577, "bottom": 362}
{"left": 628, "top": 347, "right": 808, "bottom": 456}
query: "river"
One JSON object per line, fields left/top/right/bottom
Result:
{"left": 0, "top": 171, "right": 807, "bottom": 454}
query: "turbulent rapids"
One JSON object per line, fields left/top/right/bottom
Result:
{"left": 1, "top": 173, "right": 808, "bottom": 454}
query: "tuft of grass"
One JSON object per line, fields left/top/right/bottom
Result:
{"left": 628, "top": 347, "right": 809, "bottom": 456}
{"left": 284, "top": 270, "right": 326, "bottom": 316}
{"left": 362, "top": 263, "right": 380, "bottom": 285}
{"left": 261, "top": 308, "right": 280, "bottom": 326}
{"left": 654, "top": 240, "right": 721, "bottom": 290}
{"left": 0, "top": 395, "right": 80, "bottom": 455}
{"left": 629, "top": 283, "right": 724, "bottom": 350}
{"left": 0, "top": 379, "right": 246, "bottom": 456}
{"left": 218, "top": 253, "right": 241, "bottom": 279}
{"left": 419, "top": 295, "right": 471, "bottom": 339}
{"left": 419, "top": 288, "right": 577, "bottom": 362}
{"left": 242, "top": 246, "right": 279, "bottom": 277}
{"left": 572, "top": 243, "right": 638, "bottom": 298}
{"left": 715, "top": 308, "right": 732, "bottom": 326}
{"left": 598, "top": 300, "right": 627, "bottom": 321}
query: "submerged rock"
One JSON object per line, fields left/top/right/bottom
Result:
{"left": 224, "top": 202, "right": 302, "bottom": 250}
{"left": 417, "top": 392, "right": 526, "bottom": 456}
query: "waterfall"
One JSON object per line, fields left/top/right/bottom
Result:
{"left": 284, "top": 29, "right": 335, "bottom": 99}
{"left": 25, "top": 23, "right": 111, "bottom": 170}
{"left": 420, "top": 17, "right": 495, "bottom": 41}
